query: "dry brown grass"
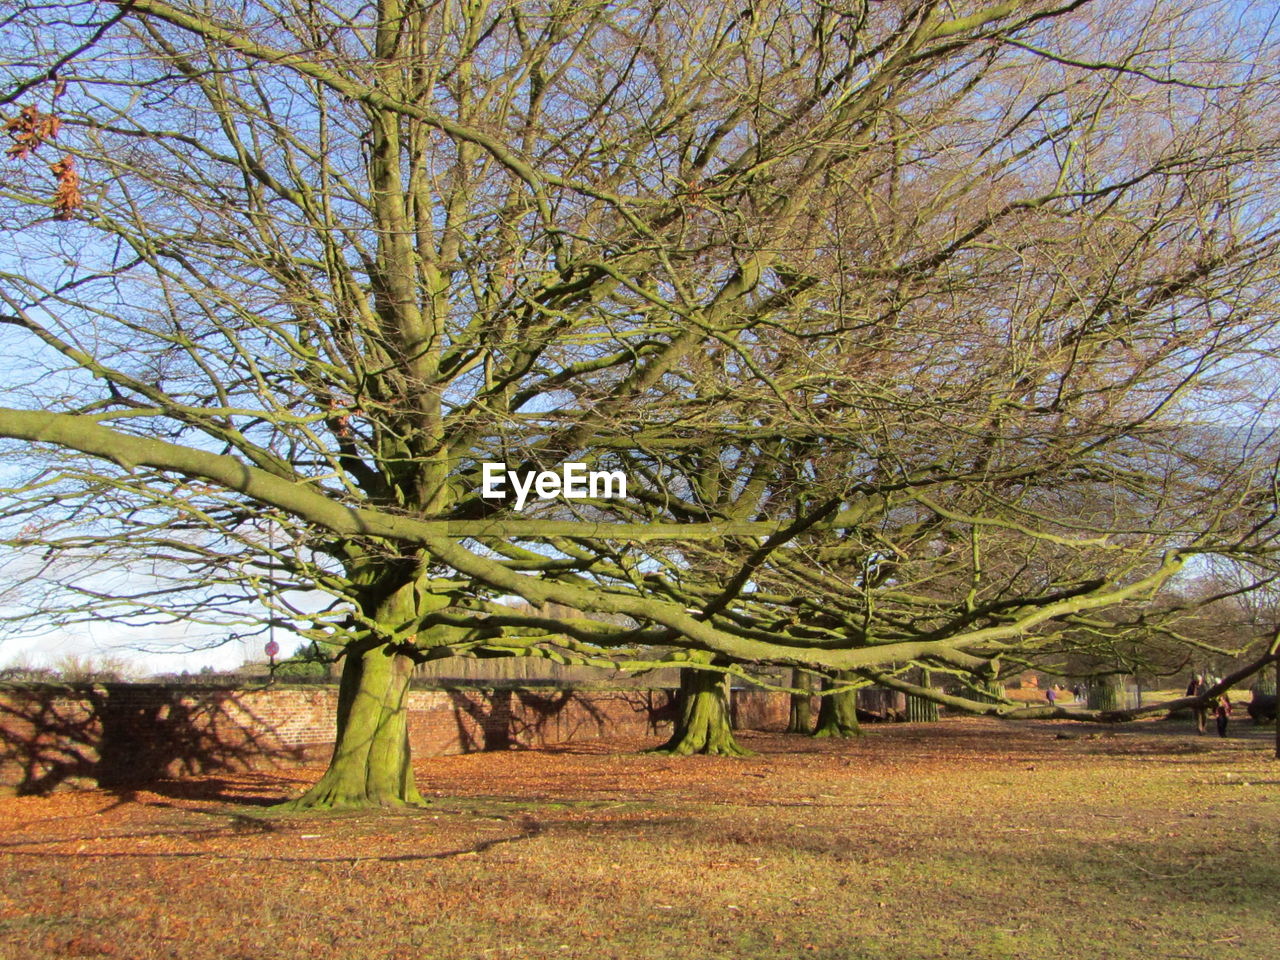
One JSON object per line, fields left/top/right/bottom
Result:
{"left": 1, "top": 716, "right": 1276, "bottom": 960}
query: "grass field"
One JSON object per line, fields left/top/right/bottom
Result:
{"left": 1, "top": 716, "right": 1276, "bottom": 960}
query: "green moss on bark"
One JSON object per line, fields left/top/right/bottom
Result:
{"left": 813, "top": 672, "right": 861, "bottom": 739}
{"left": 651, "top": 664, "right": 751, "bottom": 756}
{"left": 786, "top": 668, "right": 814, "bottom": 734}
{"left": 279, "top": 642, "right": 424, "bottom": 811}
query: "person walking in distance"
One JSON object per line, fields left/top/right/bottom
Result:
{"left": 1214, "top": 693, "right": 1232, "bottom": 738}
{"left": 1187, "top": 674, "right": 1208, "bottom": 734}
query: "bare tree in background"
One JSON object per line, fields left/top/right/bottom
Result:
{"left": 1, "top": 0, "right": 1279, "bottom": 806}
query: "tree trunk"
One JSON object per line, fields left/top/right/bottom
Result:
{"left": 279, "top": 571, "right": 444, "bottom": 811}
{"left": 813, "top": 672, "right": 861, "bottom": 738}
{"left": 652, "top": 664, "right": 751, "bottom": 756}
{"left": 279, "top": 642, "right": 424, "bottom": 810}
{"left": 786, "top": 668, "right": 813, "bottom": 734}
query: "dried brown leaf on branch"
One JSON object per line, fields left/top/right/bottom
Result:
{"left": 49, "top": 155, "right": 82, "bottom": 219}
{"left": 3, "top": 103, "right": 81, "bottom": 218}
{"left": 3, "top": 104, "right": 60, "bottom": 159}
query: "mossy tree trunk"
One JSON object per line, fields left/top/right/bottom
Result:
{"left": 280, "top": 641, "right": 423, "bottom": 810}
{"left": 652, "top": 657, "right": 750, "bottom": 756}
{"left": 787, "top": 668, "right": 814, "bottom": 734}
{"left": 280, "top": 570, "right": 453, "bottom": 810}
{"left": 813, "top": 671, "right": 861, "bottom": 738}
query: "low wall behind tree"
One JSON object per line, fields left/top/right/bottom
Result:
{"left": 0, "top": 682, "right": 792, "bottom": 796}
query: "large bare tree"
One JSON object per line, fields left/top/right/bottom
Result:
{"left": 1, "top": 0, "right": 1278, "bottom": 805}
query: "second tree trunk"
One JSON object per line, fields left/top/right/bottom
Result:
{"left": 813, "top": 672, "right": 861, "bottom": 738}
{"left": 653, "top": 662, "right": 751, "bottom": 756}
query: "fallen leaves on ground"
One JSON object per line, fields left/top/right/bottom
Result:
{"left": 1, "top": 717, "right": 1276, "bottom": 960}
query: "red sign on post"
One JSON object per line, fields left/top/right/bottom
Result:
{"left": 265, "top": 639, "right": 280, "bottom": 659}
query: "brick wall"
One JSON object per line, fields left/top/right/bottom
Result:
{"left": 405, "top": 687, "right": 680, "bottom": 755}
{"left": 0, "top": 682, "right": 794, "bottom": 796}
{"left": 0, "top": 683, "right": 337, "bottom": 794}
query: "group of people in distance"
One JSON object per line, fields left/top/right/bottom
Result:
{"left": 1186, "top": 674, "right": 1232, "bottom": 737}
{"left": 1042, "top": 675, "right": 1234, "bottom": 737}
